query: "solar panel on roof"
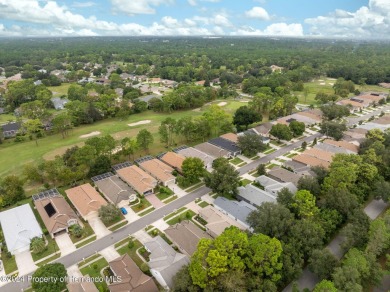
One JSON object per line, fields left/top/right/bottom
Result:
{"left": 112, "top": 162, "right": 133, "bottom": 171}
{"left": 33, "top": 188, "right": 60, "bottom": 201}
{"left": 135, "top": 156, "right": 153, "bottom": 164}
{"left": 44, "top": 202, "right": 56, "bottom": 217}
{"left": 155, "top": 152, "right": 166, "bottom": 159}
{"left": 91, "top": 172, "right": 114, "bottom": 182}
{"left": 173, "top": 145, "right": 188, "bottom": 153}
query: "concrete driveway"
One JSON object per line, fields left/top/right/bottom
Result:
{"left": 86, "top": 212, "right": 110, "bottom": 238}
{"left": 14, "top": 250, "right": 37, "bottom": 276}
{"left": 117, "top": 203, "right": 139, "bottom": 223}
{"left": 67, "top": 264, "right": 83, "bottom": 278}
{"left": 364, "top": 199, "right": 388, "bottom": 219}
{"left": 100, "top": 246, "right": 120, "bottom": 262}
{"left": 55, "top": 233, "right": 76, "bottom": 256}
{"left": 146, "top": 194, "right": 164, "bottom": 209}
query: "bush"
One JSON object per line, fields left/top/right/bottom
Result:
{"left": 185, "top": 211, "right": 191, "bottom": 219}
{"left": 93, "top": 264, "right": 98, "bottom": 270}
{"left": 128, "top": 240, "right": 135, "bottom": 249}
{"left": 140, "top": 263, "right": 149, "bottom": 273}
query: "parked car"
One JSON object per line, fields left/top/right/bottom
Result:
{"left": 120, "top": 207, "right": 128, "bottom": 215}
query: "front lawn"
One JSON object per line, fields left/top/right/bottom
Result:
{"left": 156, "top": 187, "right": 174, "bottom": 201}
{"left": 69, "top": 222, "right": 95, "bottom": 244}
{"left": 230, "top": 157, "right": 244, "bottom": 165}
{"left": 116, "top": 239, "right": 144, "bottom": 268}
{"left": 240, "top": 179, "right": 252, "bottom": 186}
{"left": 1, "top": 252, "right": 17, "bottom": 275}
{"left": 166, "top": 210, "right": 196, "bottom": 225}
{"left": 131, "top": 197, "right": 152, "bottom": 213}
{"left": 198, "top": 201, "right": 209, "bottom": 208}
{"left": 80, "top": 257, "right": 109, "bottom": 291}
{"left": 263, "top": 148, "right": 276, "bottom": 154}
{"left": 32, "top": 235, "right": 60, "bottom": 262}
{"left": 163, "top": 207, "right": 187, "bottom": 221}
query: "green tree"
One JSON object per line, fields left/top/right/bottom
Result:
{"left": 203, "top": 105, "right": 232, "bottom": 136}
{"left": 291, "top": 190, "right": 319, "bottom": 218}
{"left": 320, "top": 104, "right": 350, "bottom": 120}
{"left": 88, "top": 155, "right": 111, "bottom": 177}
{"left": 237, "top": 133, "right": 267, "bottom": 157}
{"left": 98, "top": 204, "right": 121, "bottom": 225}
{"left": 52, "top": 112, "right": 72, "bottom": 138}
{"left": 121, "top": 137, "right": 138, "bottom": 160}
{"left": 22, "top": 119, "right": 45, "bottom": 146}
{"left": 31, "top": 263, "right": 67, "bottom": 292}
{"left": 30, "top": 237, "right": 46, "bottom": 254}
{"left": 342, "top": 209, "right": 370, "bottom": 251}
{"left": 297, "top": 175, "right": 321, "bottom": 196}
{"left": 233, "top": 106, "right": 262, "bottom": 130}
{"left": 69, "top": 224, "right": 84, "bottom": 238}
{"left": 0, "top": 175, "right": 25, "bottom": 206}
{"left": 313, "top": 280, "right": 337, "bottom": 292}
{"left": 137, "top": 129, "right": 154, "bottom": 152}
{"left": 67, "top": 84, "right": 87, "bottom": 101}
{"left": 270, "top": 124, "right": 293, "bottom": 141}
{"left": 159, "top": 117, "right": 176, "bottom": 147}
{"left": 289, "top": 121, "right": 305, "bottom": 137}
{"left": 308, "top": 249, "right": 339, "bottom": 280}
{"left": 172, "top": 266, "right": 200, "bottom": 292}
{"left": 257, "top": 164, "right": 267, "bottom": 176}
{"left": 182, "top": 157, "right": 205, "bottom": 184}
{"left": 20, "top": 100, "right": 50, "bottom": 120}
{"left": 204, "top": 158, "right": 240, "bottom": 198}
{"left": 320, "top": 121, "right": 347, "bottom": 141}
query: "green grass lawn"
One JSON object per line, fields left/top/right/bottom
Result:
{"left": 31, "top": 236, "right": 59, "bottom": 262}
{"left": 266, "top": 163, "right": 278, "bottom": 169}
{"left": 286, "top": 153, "right": 298, "bottom": 158}
{"left": 36, "top": 254, "right": 61, "bottom": 267}
{"left": 138, "top": 207, "right": 155, "bottom": 216}
{"left": 80, "top": 257, "right": 109, "bottom": 291}
{"left": 163, "top": 207, "right": 187, "bottom": 221}
{"left": 69, "top": 222, "right": 95, "bottom": 244}
{"left": 78, "top": 254, "right": 102, "bottom": 268}
{"left": 230, "top": 157, "right": 244, "bottom": 165}
{"left": 1, "top": 252, "right": 17, "bottom": 275}
{"left": 166, "top": 210, "right": 196, "bottom": 225}
{"left": 198, "top": 201, "right": 209, "bottom": 208}
{"left": 0, "top": 113, "right": 17, "bottom": 123}
{"left": 75, "top": 236, "right": 97, "bottom": 248}
{"left": 163, "top": 195, "right": 178, "bottom": 204}
{"left": 156, "top": 189, "right": 174, "bottom": 201}
{"left": 116, "top": 239, "right": 144, "bottom": 268}
{"left": 263, "top": 148, "right": 276, "bottom": 154}
{"left": 240, "top": 179, "right": 252, "bottom": 186}
{"left": 48, "top": 83, "right": 75, "bottom": 96}
{"left": 185, "top": 182, "right": 204, "bottom": 193}
{"left": 131, "top": 197, "right": 152, "bottom": 213}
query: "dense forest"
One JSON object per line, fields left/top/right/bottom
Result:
{"left": 1, "top": 37, "right": 390, "bottom": 85}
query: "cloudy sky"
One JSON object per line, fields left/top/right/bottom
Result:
{"left": 0, "top": 0, "right": 388, "bottom": 38}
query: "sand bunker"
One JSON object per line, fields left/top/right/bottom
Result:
{"left": 320, "top": 82, "right": 326, "bottom": 85}
{"left": 240, "top": 100, "right": 250, "bottom": 103}
{"left": 217, "top": 102, "right": 227, "bottom": 106}
{"left": 128, "top": 120, "right": 151, "bottom": 127}
{"left": 80, "top": 131, "right": 101, "bottom": 138}
{"left": 329, "top": 83, "right": 334, "bottom": 86}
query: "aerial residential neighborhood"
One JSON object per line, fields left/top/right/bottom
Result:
{"left": 0, "top": 2, "right": 390, "bottom": 291}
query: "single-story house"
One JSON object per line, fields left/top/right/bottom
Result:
{"left": 208, "top": 137, "right": 241, "bottom": 156}
{"left": 213, "top": 197, "right": 257, "bottom": 229}
{"left": 174, "top": 146, "right": 214, "bottom": 170}
{"left": 238, "top": 129, "right": 270, "bottom": 144}
{"left": 115, "top": 165, "right": 157, "bottom": 195}
{"left": 0, "top": 204, "right": 43, "bottom": 255}
{"left": 144, "top": 236, "right": 190, "bottom": 290}
{"left": 322, "top": 139, "right": 359, "bottom": 153}
{"left": 51, "top": 97, "right": 69, "bottom": 110}
{"left": 198, "top": 206, "right": 245, "bottom": 238}
{"left": 314, "top": 143, "right": 352, "bottom": 155}
{"left": 33, "top": 189, "right": 79, "bottom": 238}
{"left": 371, "top": 114, "right": 390, "bottom": 125}
{"left": 65, "top": 183, "right": 107, "bottom": 221}
{"left": 343, "top": 128, "right": 368, "bottom": 142}
{"left": 92, "top": 172, "right": 136, "bottom": 205}
{"left": 337, "top": 99, "right": 365, "bottom": 112}
{"left": 292, "top": 154, "right": 331, "bottom": 169}
{"left": 108, "top": 254, "right": 158, "bottom": 292}
{"left": 283, "top": 160, "right": 312, "bottom": 175}
{"left": 267, "top": 167, "right": 302, "bottom": 186}
{"left": 255, "top": 175, "right": 297, "bottom": 196}
{"left": 252, "top": 122, "right": 273, "bottom": 137}
{"left": 302, "top": 148, "right": 335, "bottom": 163}
{"left": 236, "top": 184, "right": 277, "bottom": 208}
{"left": 165, "top": 221, "right": 212, "bottom": 256}
{"left": 351, "top": 93, "right": 386, "bottom": 105}
{"left": 220, "top": 133, "right": 238, "bottom": 143}
{"left": 137, "top": 94, "right": 162, "bottom": 106}
{"left": 138, "top": 157, "right": 176, "bottom": 186}
{"left": 1, "top": 122, "right": 21, "bottom": 138}
{"left": 359, "top": 122, "right": 390, "bottom": 132}
{"left": 158, "top": 152, "right": 185, "bottom": 174}
{"left": 67, "top": 278, "right": 98, "bottom": 292}
{"left": 277, "top": 113, "right": 320, "bottom": 126}
{"left": 194, "top": 142, "right": 230, "bottom": 158}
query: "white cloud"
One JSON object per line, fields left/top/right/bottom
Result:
{"left": 245, "top": 6, "right": 270, "bottom": 20}
{"left": 305, "top": 0, "right": 390, "bottom": 38}
{"left": 214, "top": 14, "right": 232, "bottom": 27}
{"left": 232, "top": 22, "right": 303, "bottom": 36}
{"left": 188, "top": 0, "right": 197, "bottom": 6}
{"left": 111, "top": 0, "right": 174, "bottom": 15}
{"left": 71, "top": 1, "right": 96, "bottom": 8}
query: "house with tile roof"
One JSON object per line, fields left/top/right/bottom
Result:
{"left": 108, "top": 254, "right": 158, "bottom": 292}
{"left": 144, "top": 236, "right": 190, "bottom": 290}
{"left": 138, "top": 158, "right": 176, "bottom": 186}
{"left": 116, "top": 165, "right": 157, "bottom": 195}
{"left": 267, "top": 167, "right": 302, "bottom": 186}
{"left": 174, "top": 146, "right": 215, "bottom": 170}
{"left": 293, "top": 154, "right": 331, "bottom": 169}
{"left": 220, "top": 133, "right": 238, "bottom": 143}
{"left": 158, "top": 152, "right": 185, "bottom": 174}
{"left": 65, "top": 183, "right": 107, "bottom": 220}
{"left": 164, "top": 221, "right": 212, "bottom": 256}
{"left": 322, "top": 139, "right": 359, "bottom": 153}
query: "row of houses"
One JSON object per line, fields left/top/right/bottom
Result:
{"left": 337, "top": 92, "right": 387, "bottom": 111}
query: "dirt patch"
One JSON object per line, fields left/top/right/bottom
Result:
{"left": 319, "top": 82, "right": 326, "bottom": 85}
{"left": 192, "top": 108, "right": 201, "bottom": 112}
{"left": 128, "top": 120, "right": 151, "bottom": 127}
{"left": 79, "top": 131, "right": 101, "bottom": 138}
{"left": 217, "top": 102, "right": 227, "bottom": 106}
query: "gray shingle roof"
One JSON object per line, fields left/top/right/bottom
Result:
{"left": 214, "top": 197, "right": 256, "bottom": 227}
{"left": 236, "top": 184, "right": 276, "bottom": 207}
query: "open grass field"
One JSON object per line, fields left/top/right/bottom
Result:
{"left": 295, "top": 77, "right": 390, "bottom": 105}
{"left": 0, "top": 98, "right": 247, "bottom": 179}
{"left": 48, "top": 83, "right": 78, "bottom": 96}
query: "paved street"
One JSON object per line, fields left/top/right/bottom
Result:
{"left": 2, "top": 106, "right": 388, "bottom": 291}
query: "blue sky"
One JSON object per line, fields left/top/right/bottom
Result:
{"left": 0, "top": 0, "right": 388, "bottom": 38}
